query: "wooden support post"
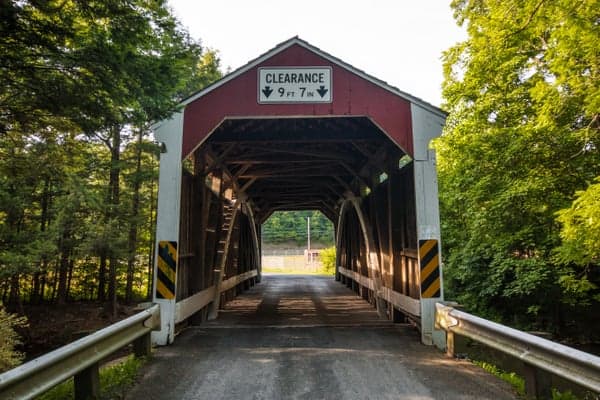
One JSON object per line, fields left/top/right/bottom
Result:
{"left": 347, "top": 197, "right": 387, "bottom": 318}
{"left": 74, "top": 363, "right": 100, "bottom": 400}
{"left": 133, "top": 333, "right": 152, "bottom": 358}
{"left": 361, "top": 285, "right": 369, "bottom": 301}
{"left": 523, "top": 363, "right": 552, "bottom": 399}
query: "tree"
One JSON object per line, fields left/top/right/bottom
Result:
{"left": 0, "top": 1, "right": 222, "bottom": 315}
{"left": 554, "top": 178, "right": 600, "bottom": 307}
{"left": 437, "top": 0, "right": 599, "bottom": 333}
{"left": 262, "top": 211, "right": 334, "bottom": 247}
{"left": 0, "top": 305, "right": 27, "bottom": 373}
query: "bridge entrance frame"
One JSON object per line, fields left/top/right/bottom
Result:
{"left": 151, "top": 37, "right": 446, "bottom": 348}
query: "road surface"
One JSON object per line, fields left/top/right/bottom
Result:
{"left": 127, "top": 275, "right": 517, "bottom": 400}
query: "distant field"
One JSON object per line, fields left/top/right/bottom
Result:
{"left": 262, "top": 255, "right": 331, "bottom": 275}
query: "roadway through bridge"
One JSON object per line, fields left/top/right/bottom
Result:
{"left": 127, "top": 275, "right": 517, "bottom": 400}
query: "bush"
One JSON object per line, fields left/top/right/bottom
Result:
{"left": 320, "top": 247, "right": 336, "bottom": 275}
{"left": 0, "top": 305, "right": 28, "bottom": 373}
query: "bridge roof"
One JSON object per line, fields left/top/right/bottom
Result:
{"left": 178, "top": 37, "right": 445, "bottom": 159}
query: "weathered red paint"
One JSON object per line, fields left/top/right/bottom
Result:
{"left": 183, "top": 44, "right": 413, "bottom": 158}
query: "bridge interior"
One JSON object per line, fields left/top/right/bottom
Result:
{"left": 175, "top": 116, "right": 421, "bottom": 326}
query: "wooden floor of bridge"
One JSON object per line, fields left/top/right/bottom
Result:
{"left": 127, "top": 275, "right": 517, "bottom": 399}
{"left": 208, "top": 274, "right": 389, "bottom": 327}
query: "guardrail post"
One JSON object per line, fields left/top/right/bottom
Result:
{"left": 446, "top": 331, "right": 455, "bottom": 358}
{"left": 74, "top": 363, "right": 100, "bottom": 400}
{"left": 133, "top": 332, "right": 152, "bottom": 357}
{"left": 523, "top": 363, "right": 552, "bottom": 399}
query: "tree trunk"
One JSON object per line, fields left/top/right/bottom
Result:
{"left": 39, "top": 267, "right": 47, "bottom": 303}
{"left": 56, "top": 234, "right": 71, "bottom": 305}
{"left": 106, "top": 125, "right": 121, "bottom": 316}
{"left": 50, "top": 260, "right": 59, "bottom": 302}
{"left": 126, "top": 130, "right": 143, "bottom": 303}
{"left": 147, "top": 154, "right": 157, "bottom": 300}
{"left": 31, "top": 273, "right": 40, "bottom": 304}
{"left": 7, "top": 274, "right": 24, "bottom": 314}
{"left": 33, "top": 176, "right": 52, "bottom": 304}
{"left": 66, "top": 257, "right": 75, "bottom": 299}
{"left": 98, "top": 254, "right": 107, "bottom": 302}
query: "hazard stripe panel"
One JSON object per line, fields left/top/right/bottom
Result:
{"left": 419, "top": 239, "right": 441, "bottom": 298}
{"left": 156, "top": 241, "right": 177, "bottom": 300}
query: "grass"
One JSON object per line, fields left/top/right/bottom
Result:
{"left": 262, "top": 266, "right": 333, "bottom": 275}
{"left": 38, "top": 355, "right": 144, "bottom": 400}
{"left": 474, "top": 361, "right": 525, "bottom": 395}
{"left": 262, "top": 252, "right": 335, "bottom": 276}
{"left": 474, "top": 361, "right": 583, "bottom": 400}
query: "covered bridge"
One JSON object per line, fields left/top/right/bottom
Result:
{"left": 151, "top": 37, "right": 446, "bottom": 348}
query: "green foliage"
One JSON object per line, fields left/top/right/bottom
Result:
{"left": 38, "top": 355, "right": 144, "bottom": 400}
{"left": 551, "top": 389, "right": 581, "bottom": 400}
{"left": 474, "top": 361, "right": 524, "bottom": 396}
{"left": 555, "top": 178, "right": 600, "bottom": 267}
{"left": 0, "top": 305, "right": 28, "bottom": 372}
{"left": 475, "top": 361, "right": 584, "bottom": 400}
{"left": 320, "top": 247, "right": 336, "bottom": 275}
{"left": 262, "top": 211, "right": 334, "bottom": 246}
{"left": 0, "top": 0, "right": 206, "bottom": 132}
{"left": 0, "top": 0, "right": 222, "bottom": 310}
{"left": 438, "top": 0, "right": 600, "bottom": 334}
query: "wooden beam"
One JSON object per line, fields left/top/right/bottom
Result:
{"left": 241, "top": 145, "right": 357, "bottom": 162}
{"left": 208, "top": 202, "right": 241, "bottom": 320}
{"left": 347, "top": 197, "right": 386, "bottom": 318}
{"left": 226, "top": 158, "right": 341, "bottom": 165}
{"left": 240, "top": 177, "right": 257, "bottom": 193}
{"left": 338, "top": 161, "right": 370, "bottom": 189}
{"left": 204, "top": 144, "right": 236, "bottom": 176}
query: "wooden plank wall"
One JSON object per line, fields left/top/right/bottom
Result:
{"left": 175, "top": 154, "right": 259, "bottom": 315}
{"left": 338, "top": 163, "right": 420, "bottom": 313}
{"left": 390, "top": 165, "right": 419, "bottom": 299}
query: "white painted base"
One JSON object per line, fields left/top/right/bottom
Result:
{"left": 420, "top": 298, "right": 446, "bottom": 349}
{"left": 151, "top": 299, "right": 176, "bottom": 345}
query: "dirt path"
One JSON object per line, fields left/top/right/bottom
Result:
{"left": 127, "top": 275, "right": 517, "bottom": 400}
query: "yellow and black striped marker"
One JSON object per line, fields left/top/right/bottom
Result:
{"left": 419, "top": 239, "right": 441, "bottom": 298}
{"left": 156, "top": 241, "right": 177, "bottom": 300}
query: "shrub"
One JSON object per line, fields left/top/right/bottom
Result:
{"left": 320, "top": 247, "right": 336, "bottom": 275}
{"left": 0, "top": 305, "right": 28, "bottom": 372}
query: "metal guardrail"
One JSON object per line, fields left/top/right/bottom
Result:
{"left": 435, "top": 302, "right": 600, "bottom": 398}
{"left": 0, "top": 270, "right": 256, "bottom": 399}
{"left": 0, "top": 304, "right": 160, "bottom": 400}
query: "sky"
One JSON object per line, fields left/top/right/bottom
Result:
{"left": 167, "top": 1, "right": 466, "bottom": 108}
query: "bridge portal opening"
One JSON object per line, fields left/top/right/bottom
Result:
{"left": 151, "top": 37, "right": 445, "bottom": 347}
{"left": 260, "top": 210, "right": 334, "bottom": 275}
{"left": 174, "top": 116, "right": 420, "bottom": 323}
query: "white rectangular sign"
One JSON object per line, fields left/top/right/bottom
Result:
{"left": 258, "top": 67, "right": 332, "bottom": 103}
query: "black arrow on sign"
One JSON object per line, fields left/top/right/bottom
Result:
{"left": 262, "top": 86, "right": 273, "bottom": 98}
{"left": 316, "top": 86, "right": 328, "bottom": 98}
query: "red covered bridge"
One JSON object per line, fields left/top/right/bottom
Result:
{"left": 151, "top": 37, "right": 446, "bottom": 347}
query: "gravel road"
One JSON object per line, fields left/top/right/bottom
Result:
{"left": 126, "top": 275, "right": 517, "bottom": 400}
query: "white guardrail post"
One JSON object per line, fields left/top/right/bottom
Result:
{"left": 0, "top": 304, "right": 160, "bottom": 400}
{"left": 435, "top": 302, "right": 600, "bottom": 399}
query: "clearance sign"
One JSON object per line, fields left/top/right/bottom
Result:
{"left": 258, "top": 67, "right": 332, "bottom": 103}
